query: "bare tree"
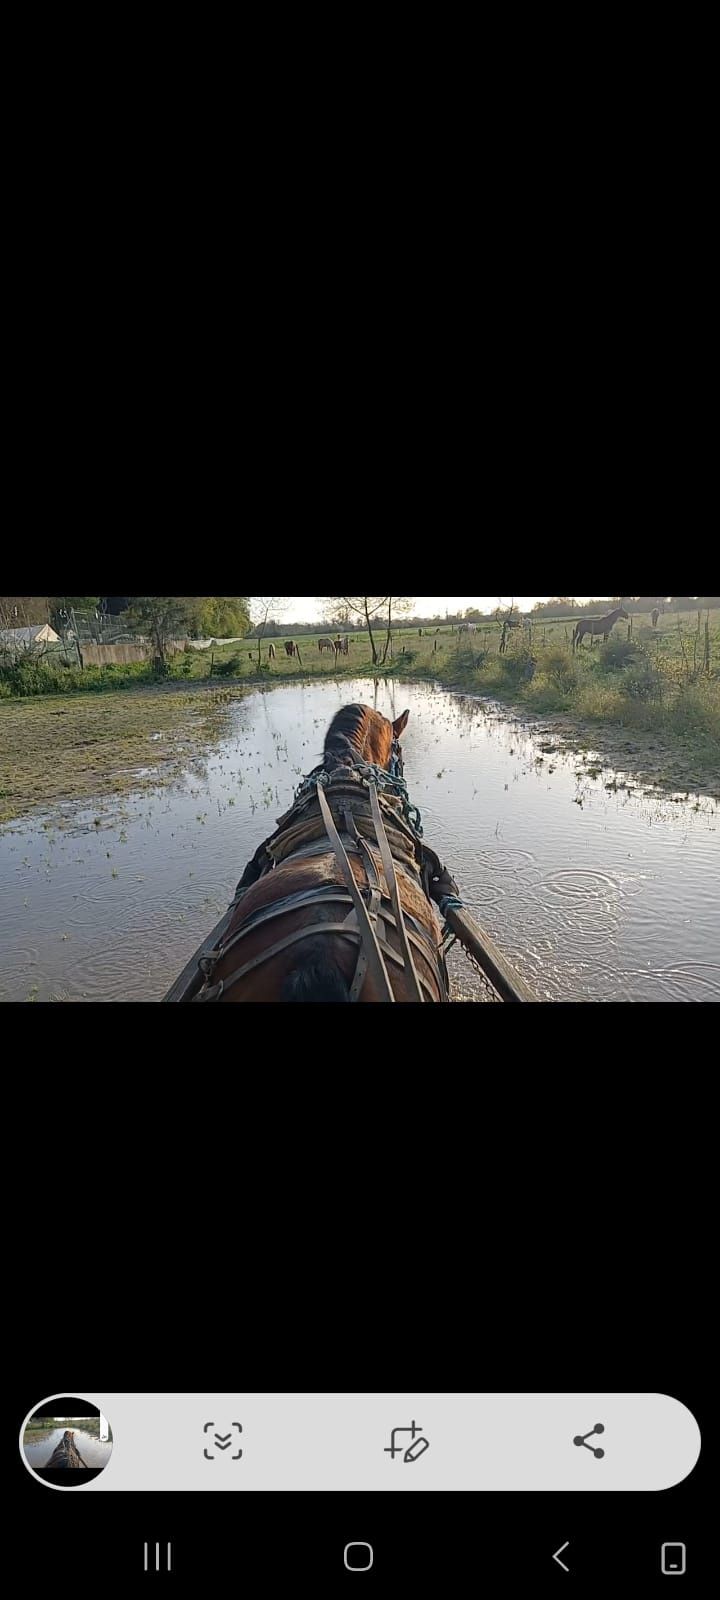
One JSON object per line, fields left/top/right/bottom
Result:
{"left": 321, "top": 597, "right": 389, "bottom": 664}
{"left": 249, "top": 598, "right": 289, "bottom": 665}
{"left": 380, "top": 597, "right": 414, "bottom": 664}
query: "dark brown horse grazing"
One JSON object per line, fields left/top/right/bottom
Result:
{"left": 190, "top": 705, "right": 452, "bottom": 1002}
{"left": 572, "top": 607, "right": 629, "bottom": 650}
{"left": 651, "top": 607, "right": 660, "bottom": 628}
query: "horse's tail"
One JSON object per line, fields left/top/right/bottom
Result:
{"left": 281, "top": 937, "right": 350, "bottom": 1001}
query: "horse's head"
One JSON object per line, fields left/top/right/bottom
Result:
{"left": 324, "top": 704, "right": 410, "bottom": 776}
{"left": 619, "top": 608, "right": 629, "bottom": 620}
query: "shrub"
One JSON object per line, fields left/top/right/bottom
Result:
{"left": 599, "top": 637, "right": 639, "bottom": 672}
{"left": 500, "top": 643, "right": 536, "bottom": 683}
{"left": 539, "top": 646, "right": 578, "bottom": 695}
{"left": 623, "top": 664, "right": 662, "bottom": 702}
{"left": 212, "top": 655, "right": 242, "bottom": 678}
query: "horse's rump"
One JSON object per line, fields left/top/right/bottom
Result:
{"left": 201, "top": 777, "right": 446, "bottom": 1002}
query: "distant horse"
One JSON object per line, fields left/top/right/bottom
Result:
{"left": 268, "top": 643, "right": 276, "bottom": 660}
{"left": 284, "top": 641, "right": 297, "bottom": 657}
{"left": 319, "top": 638, "right": 334, "bottom": 653}
{"left": 190, "top": 704, "right": 450, "bottom": 1002}
{"left": 333, "top": 636, "right": 349, "bottom": 658}
{"left": 651, "top": 608, "right": 660, "bottom": 628}
{"left": 418, "top": 628, "right": 423, "bottom": 637}
{"left": 47, "top": 1430, "right": 87, "bottom": 1468}
{"left": 572, "top": 607, "right": 629, "bottom": 650}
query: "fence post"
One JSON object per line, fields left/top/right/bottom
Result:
{"left": 70, "top": 607, "right": 83, "bottom": 669}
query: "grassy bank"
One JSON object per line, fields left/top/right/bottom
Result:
{"left": 418, "top": 629, "right": 720, "bottom": 799}
{"left": 0, "top": 685, "right": 237, "bottom": 823}
{"left": 2, "top": 613, "right": 718, "bottom": 815}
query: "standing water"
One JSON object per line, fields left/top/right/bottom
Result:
{"left": 0, "top": 679, "right": 717, "bottom": 1001}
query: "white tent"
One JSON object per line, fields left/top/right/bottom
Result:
{"left": 0, "top": 623, "right": 60, "bottom": 652}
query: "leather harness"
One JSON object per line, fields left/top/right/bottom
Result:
{"left": 192, "top": 750, "right": 449, "bottom": 1003}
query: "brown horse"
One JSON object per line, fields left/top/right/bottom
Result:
{"left": 572, "top": 607, "right": 629, "bottom": 650}
{"left": 190, "top": 705, "right": 452, "bottom": 1002}
{"left": 47, "top": 1430, "right": 88, "bottom": 1468}
{"left": 651, "top": 607, "right": 660, "bottom": 628}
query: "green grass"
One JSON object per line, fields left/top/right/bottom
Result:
{"left": 418, "top": 613, "right": 720, "bottom": 797}
{"left": 0, "top": 685, "right": 237, "bottom": 823}
{"left": 2, "top": 611, "right": 718, "bottom": 812}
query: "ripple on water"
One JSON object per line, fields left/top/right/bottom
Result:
{"left": 64, "top": 943, "right": 145, "bottom": 1000}
{"left": 2, "top": 679, "right": 717, "bottom": 1003}
{"left": 474, "top": 847, "right": 540, "bottom": 877}
{"left": 641, "top": 964, "right": 720, "bottom": 1001}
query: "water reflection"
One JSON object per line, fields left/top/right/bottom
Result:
{"left": 23, "top": 1427, "right": 112, "bottom": 1469}
{"left": 1, "top": 679, "right": 718, "bottom": 1002}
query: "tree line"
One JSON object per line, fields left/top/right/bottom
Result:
{"left": 1, "top": 596, "right": 251, "bottom": 639}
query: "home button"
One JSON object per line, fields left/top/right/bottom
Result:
{"left": 344, "top": 1542, "right": 373, "bottom": 1572}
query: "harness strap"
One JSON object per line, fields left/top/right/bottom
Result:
{"left": 196, "top": 774, "right": 445, "bottom": 1004}
{"left": 316, "top": 784, "right": 395, "bottom": 1001}
{"left": 199, "top": 885, "right": 442, "bottom": 982}
{"left": 368, "top": 782, "right": 425, "bottom": 1003}
{"left": 196, "top": 920, "right": 441, "bottom": 1002}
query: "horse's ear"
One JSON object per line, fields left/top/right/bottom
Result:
{"left": 392, "top": 710, "right": 410, "bottom": 737}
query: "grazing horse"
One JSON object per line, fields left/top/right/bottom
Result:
{"left": 651, "top": 607, "right": 660, "bottom": 628}
{"left": 47, "top": 1430, "right": 87, "bottom": 1468}
{"left": 268, "top": 643, "right": 276, "bottom": 660}
{"left": 319, "top": 638, "right": 334, "bottom": 653}
{"left": 572, "top": 607, "right": 629, "bottom": 650}
{"left": 189, "top": 705, "right": 452, "bottom": 1002}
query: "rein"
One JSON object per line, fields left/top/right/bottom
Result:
{"left": 193, "top": 749, "right": 445, "bottom": 1003}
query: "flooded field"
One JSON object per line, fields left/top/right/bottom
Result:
{"left": 23, "top": 1427, "right": 112, "bottom": 1469}
{"left": 0, "top": 679, "right": 718, "bottom": 1001}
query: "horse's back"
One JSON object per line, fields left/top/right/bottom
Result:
{"left": 216, "top": 830, "right": 443, "bottom": 1002}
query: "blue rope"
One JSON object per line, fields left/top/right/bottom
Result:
{"left": 438, "top": 893, "right": 466, "bottom": 950}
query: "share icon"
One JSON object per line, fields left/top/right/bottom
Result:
{"left": 573, "top": 1422, "right": 605, "bottom": 1459}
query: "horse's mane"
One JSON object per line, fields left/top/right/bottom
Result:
{"left": 324, "top": 704, "right": 371, "bottom": 771}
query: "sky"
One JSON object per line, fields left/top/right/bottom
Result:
{"left": 283, "top": 597, "right": 605, "bottom": 623}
